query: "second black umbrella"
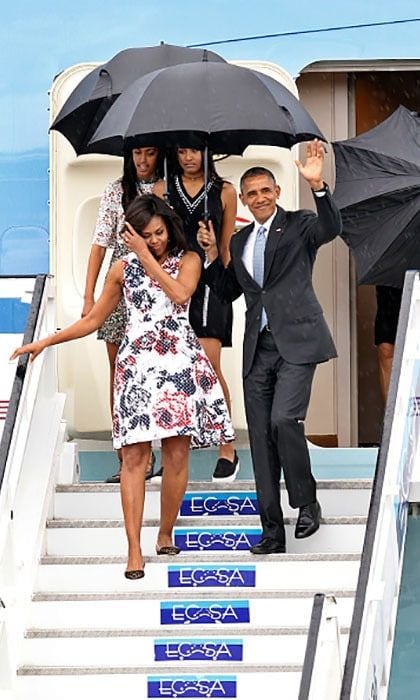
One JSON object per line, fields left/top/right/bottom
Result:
{"left": 87, "top": 60, "right": 325, "bottom": 156}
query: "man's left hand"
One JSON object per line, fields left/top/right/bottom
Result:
{"left": 295, "top": 139, "right": 325, "bottom": 191}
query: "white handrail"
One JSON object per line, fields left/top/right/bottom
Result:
{"left": 0, "top": 276, "right": 67, "bottom": 694}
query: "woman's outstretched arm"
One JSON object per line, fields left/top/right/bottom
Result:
{"left": 11, "top": 262, "right": 123, "bottom": 362}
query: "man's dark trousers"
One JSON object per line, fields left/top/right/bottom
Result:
{"left": 244, "top": 328, "right": 316, "bottom": 544}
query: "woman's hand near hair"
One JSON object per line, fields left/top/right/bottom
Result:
{"left": 123, "top": 222, "right": 152, "bottom": 261}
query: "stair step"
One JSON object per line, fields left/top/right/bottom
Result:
{"left": 21, "top": 632, "right": 349, "bottom": 666}
{"left": 53, "top": 479, "right": 372, "bottom": 519}
{"left": 16, "top": 670, "right": 302, "bottom": 700}
{"left": 45, "top": 518, "right": 366, "bottom": 555}
{"left": 35, "top": 559, "right": 360, "bottom": 593}
{"left": 25, "top": 625, "right": 344, "bottom": 637}
{"left": 40, "top": 551, "right": 360, "bottom": 564}
{"left": 28, "top": 593, "right": 355, "bottom": 629}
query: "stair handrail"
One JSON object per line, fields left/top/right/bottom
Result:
{"left": 299, "top": 594, "right": 343, "bottom": 700}
{"left": 0, "top": 274, "right": 67, "bottom": 694}
{"left": 0, "top": 275, "right": 47, "bottom": 491}
{"left": 340, "top": 270, "right": 420, "bottom": 698}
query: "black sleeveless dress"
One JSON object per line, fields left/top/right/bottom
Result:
{"left": 167, "top": 175, "right": 233, "bottom": 346}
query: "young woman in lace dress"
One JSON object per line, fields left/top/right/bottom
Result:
{"left": 83, "top": 147, "right": 163, "bottom": 481}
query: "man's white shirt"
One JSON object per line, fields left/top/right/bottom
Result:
{"left": 242, "top": 209, "right": 277, "bottom": 278}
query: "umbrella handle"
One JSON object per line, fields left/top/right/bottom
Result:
{"left": 163, "top": 154, "right": 169, "bottom": 203}
{"left": 99, "top": 68, "right": 112, "bottom": 98}
{"left": 203, "top": 145, "right": 209, "bottom": 223}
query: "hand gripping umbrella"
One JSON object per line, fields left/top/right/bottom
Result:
{"left": 86, "top": 60, "right": 325, "bottom": 218}
{"left": 50, "top": 44, "right": 226, "bottom": 155}
{"left": 333, "top": 105, "right": 420, "bottom": 287}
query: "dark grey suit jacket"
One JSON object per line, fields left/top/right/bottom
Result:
{"left": 204, "top": 190, "right": 342, "bottom": 377}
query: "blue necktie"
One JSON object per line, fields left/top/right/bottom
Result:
{"left": 253, "top": 225, "right": 268, "bottom": 330}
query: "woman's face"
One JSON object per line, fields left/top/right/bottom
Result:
{"left": 177, "top": 148, "right": 203, "bottom": 177}
{"left": 140, "top": 215, "right": 170, "bottom": 260}
{"left": 132, "top": 147, "right": 159, "bottom": 181}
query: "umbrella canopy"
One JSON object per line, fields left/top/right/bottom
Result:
{"left": 87, "top": 60, "right": 325, "bottom": 156}
{"left": 333, "top": 105, "right": 420, "bottom": 286}
{"left": 50, "top": 44, "right": 226, "bottom": 154}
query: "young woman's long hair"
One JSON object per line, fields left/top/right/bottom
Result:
{"left": 125, "top": 194, "right": 188, "bottom": 255}
{"left": 121, "top": 149, "right": 164, "bottom": 212}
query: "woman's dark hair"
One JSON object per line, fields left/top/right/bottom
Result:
{"left": 121, "top": 148, "right": 164, "bottom": 212}
{"left": 125, "top": 194, "right": 188, "bottom": 255}
{"left": 170, "top": 148, "right": 224, "bottom": 188}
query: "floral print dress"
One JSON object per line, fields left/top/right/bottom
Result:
{"left": 112, "top": 251, "right": 235, "bottom": 449}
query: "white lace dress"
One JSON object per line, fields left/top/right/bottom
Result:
{"left": 94, "top": 178, "right": 155, "bottom": 344}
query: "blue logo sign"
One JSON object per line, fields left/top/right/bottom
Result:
{"left": 174, "top": 528, "right": 261, "bottom": 551}
{"left": 148, "top": 675, "right": 237, "bottom": 698}
{"left": 160, "top": 600, "right": 250, "bottom": 625}
{"left": 154, "top": 638, "right": 243, "bottom": 662}
{"left": 180, "top": 492, "right": 258, "bottom": 517}
{"left": 168, "top": 565, "right": 256, "bottom": 588}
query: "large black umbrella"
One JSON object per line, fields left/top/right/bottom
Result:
{"left": 86, "top": 60, "right": 325, "bottom": 156}
{"left": 333, "top": 105, "right": 420, "bottom": 286}
{"left": 50, "top": 44, "right": 226, "bottom": 154}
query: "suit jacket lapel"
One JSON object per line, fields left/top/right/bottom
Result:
{"left": 233, "top": 224, "right": 260, "bottom": 288}
{"left": 264, "top": 207, "right": 287, "bottom": 282}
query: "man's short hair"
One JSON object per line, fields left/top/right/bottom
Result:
{"left": 240, "top": 167, "right": 276, "bottom": 193}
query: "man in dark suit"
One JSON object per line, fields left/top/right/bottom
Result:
{"left": 197, "top": 140, "right": 342, "bottom": 554}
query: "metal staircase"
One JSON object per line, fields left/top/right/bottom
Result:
{"left": 15, "top": 475, "right": 371, "bottom": 699}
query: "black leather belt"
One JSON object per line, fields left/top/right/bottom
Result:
{"left": 260, "top": 324, "right": 271, "bottom": 333}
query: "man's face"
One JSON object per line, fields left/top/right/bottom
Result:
{"left": 239, "top": 174, "right": 281, "bottom": 224}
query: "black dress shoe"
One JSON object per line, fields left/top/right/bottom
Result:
{"left": 250, "top": 537, "right": 286, "bottom": 555}
{"left": 295, "top": 501, "right": 321, "bottom": 539}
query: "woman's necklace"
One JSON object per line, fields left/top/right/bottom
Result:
{"left": 182, "top": 173, "right": 203, "bottom": 182}
{"left": 136, "top": 175, "right": 158, "bottom": 195}
{"left": 176, "top": 174, "right": 213, "bottom": 214}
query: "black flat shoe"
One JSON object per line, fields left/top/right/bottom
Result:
{"left": 124, "top": 569, "right": 145, "bottom": 580}
{"left": 295, "top": 501, "right": 322, "bottom": 539}
{"left": 212, "top": 451, "right": 240, "bottom": 482}
{"left": 105, "top": 471, "right": 121, "bottom": 484}
{"left": 156, "top": 545, "right": 181, "bottom": 556}
{"left": 250, "top": 537, "right": 286, "bottom": 555}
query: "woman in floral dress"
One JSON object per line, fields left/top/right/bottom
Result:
{"left": 82, "top": 146, "right": 163, "bottom": 481}
{"left": 12, "top": 195, "right": 234, "bottom": 579}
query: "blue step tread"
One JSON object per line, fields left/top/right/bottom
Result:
{"left": 78, "top": 447, "right": 378, "bottom": 482}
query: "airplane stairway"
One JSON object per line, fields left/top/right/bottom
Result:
{"left": 15, "top": 449, "right": 374, "bottom": 700}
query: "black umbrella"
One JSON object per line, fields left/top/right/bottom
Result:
{"left": 86, "top": 60, "right": 325, "bottom": 156}
{"left": 50, "top": 44, "right": 226, "bottom": 154}
{"left": 333, "top": 105, "right": 420, "bottom": 286}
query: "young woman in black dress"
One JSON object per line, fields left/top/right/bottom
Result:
{"left": 154, "top": 147, "right": 239, "bottom": 480}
